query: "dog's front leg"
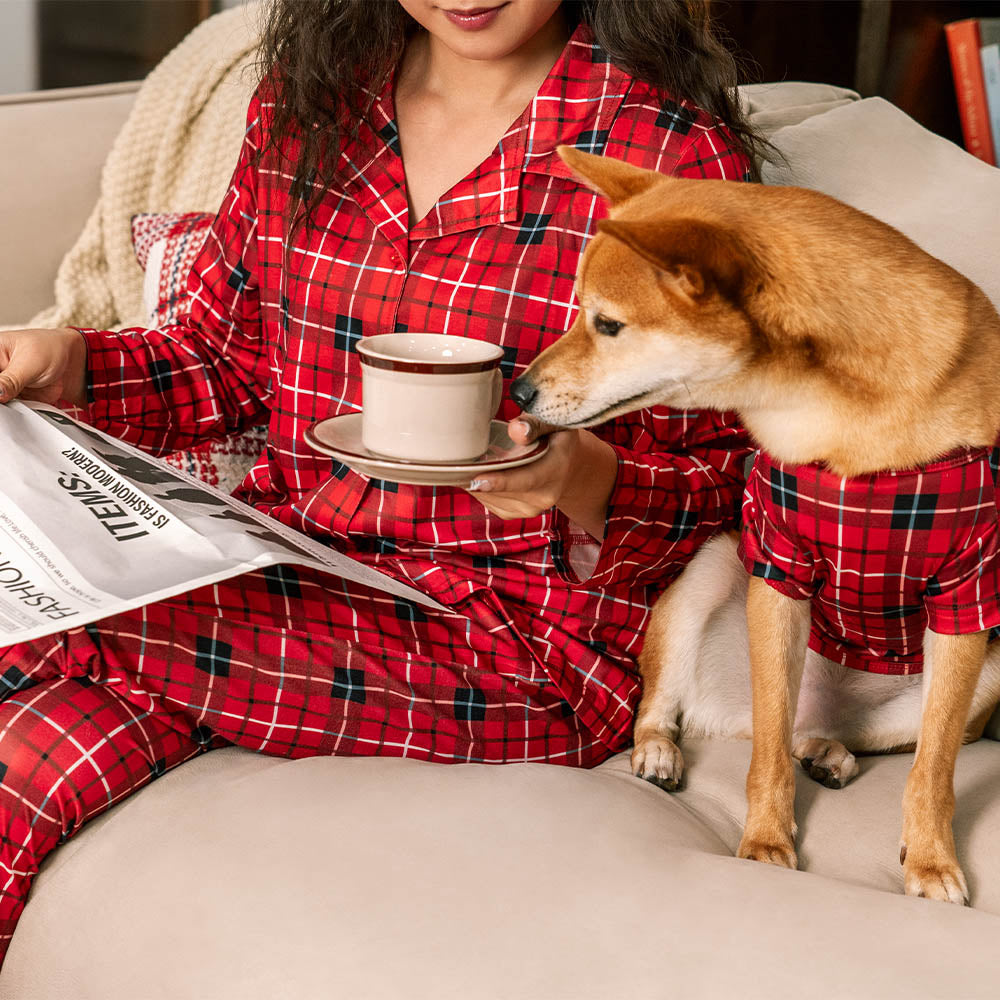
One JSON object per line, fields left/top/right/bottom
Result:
{"left": 737, "top": 576, "right": 811, "bottom": 869}
{"left": 899, "top": 629, "right": 987, "bottom": 904}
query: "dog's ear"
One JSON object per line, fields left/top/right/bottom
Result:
{"left": 556, "top": 145, "right": 662, "bottom": 204}
{"left": 597, "top": 217, "right": 757, "bottom": 304}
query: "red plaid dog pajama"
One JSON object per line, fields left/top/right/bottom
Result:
{"left": 0, "top": 24, "right": 751, "bottom": 959}
{"left": 740, "top": 447, "right": 1000, "bottom": 673}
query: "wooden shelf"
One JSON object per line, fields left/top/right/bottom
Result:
{"left": 711, "top": 0, "right": 1000, "bottom": 146}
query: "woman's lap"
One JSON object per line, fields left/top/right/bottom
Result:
{"left": 0, "top": 563, "right": 610, "bottom": 766}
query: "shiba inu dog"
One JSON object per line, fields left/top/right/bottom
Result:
{"left": 512, "top": 144, "right": 1000, "bottom": 904}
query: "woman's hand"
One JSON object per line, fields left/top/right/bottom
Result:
{"left": 466, "top": 415, "right": 618, "bottom": 540}
{"left": 0, "top": 328, "right": 88, "bottom": 408}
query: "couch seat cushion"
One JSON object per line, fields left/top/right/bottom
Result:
{"left": 600, "top": 737, "right": 1000, "bottom": 913}
{"left": 3, "top": 740, "right": 1000, "bottom": 999}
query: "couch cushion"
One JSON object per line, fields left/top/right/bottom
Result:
{"left": 601, "top": 737, "right": 1000, "bottom": 913}
{"left": 4, "top": 741, "right": 1000, "bottom": 999}
{"left": 739, "top": 80, "right": 859, "bottom": 137}
{"left": 761, "top": 96, "right": 1000, "bottom": 312}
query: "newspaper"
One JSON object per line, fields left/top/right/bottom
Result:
{"left": 0, "top": 401, "right": 445, "bottom": 645}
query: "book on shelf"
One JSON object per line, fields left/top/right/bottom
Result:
{"left": 945, "top": 18, "right": 998, "bottom": 165}
{"left": 981, "top": 17, "right": 1000, "bottom": 167}
{"left": 984, "top": 43, "right": 1000, "bottom": 165}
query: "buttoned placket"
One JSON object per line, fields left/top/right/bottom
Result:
{"left": 335, "top": 24, "right": 632, "bottom": 332}
{"left": 316, "top": 27, "right": 634, "bottom": 539}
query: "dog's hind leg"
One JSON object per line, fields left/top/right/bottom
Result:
{"left": 790, "top": 653, "right": 918, "bottom": 789}
{"left": 631, "top": 532, "right": 748, "bottom": 791}
{"left": 788, "top": 635, "right": 1000, "bottom": 790}
{"left": 793, "top": 654, "right": 860, "bottom": 788}
{"left": 963, "top": 637, "right": 1000, "bottom": 742}
{"left": 792, "top": 735, "right": 860, "bottom": 789}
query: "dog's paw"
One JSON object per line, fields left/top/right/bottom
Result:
{"left": 900, "top": 844, "right": 970, "bottom": 905}
{"left": 630, "top": 735, "right": 684, "bottom": 792}
{"left": 793, "top": 737, "right": 859, "bottom": 789}
{"left": 736, "top": 834, "right": 797, "bottom": 870}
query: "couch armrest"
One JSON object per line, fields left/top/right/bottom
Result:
{"left": 0, "top": 82, "right": 139, "bottom": 326}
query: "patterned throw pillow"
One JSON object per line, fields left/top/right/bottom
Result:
{"left": 132, "top": 212, "right": 214, "bottom": 326}
{"left": 130, "top": 212, "right": 266, "bottom": 492}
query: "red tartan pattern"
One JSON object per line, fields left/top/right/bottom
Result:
{"left": 80, "top": 23, "right": 751, "bottom": 741}
{"left": 0, "top": 26, "right": 752, "bottom": 962}
{"left": 131, "top": 211, "right": 269, "bottom": 491}
{"left": 739, "top": 447, "right": 1000, "bottom": 673}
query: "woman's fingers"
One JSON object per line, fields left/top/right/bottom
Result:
{"left": 466, "top": 429, "right": 576, "bottom": 520}
{"left": 466, "top": 426, "right": 617, "bottom": 539}
{"left": 0, "top": 338, "right": 45, "bottom": 403}
{"left": 507, "top": 413, "right": 558, "bottom": 446}
{"left": 0, "top": 328, "right": 88, "bottom": 407}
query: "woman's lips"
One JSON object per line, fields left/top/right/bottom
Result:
{"left": 442, "top": 4, "right": 508, "bottom": 30}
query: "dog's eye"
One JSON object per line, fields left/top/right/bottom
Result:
{"left": 594, "top": 315, "right": 624, "bottom": 337}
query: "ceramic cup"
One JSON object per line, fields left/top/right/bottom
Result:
{"left": 357, "top": 333, "right": 505, "bottom": 463}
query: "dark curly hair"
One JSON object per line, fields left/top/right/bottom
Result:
{"left": 255, "top": 0, "right": 765, "bottom": 225}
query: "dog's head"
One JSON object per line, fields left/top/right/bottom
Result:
{"left": 513, "top": 147, "right": 1000, "bottom": 473}
{"left": 512, "top": 146, "right": 764, "bottom": 427}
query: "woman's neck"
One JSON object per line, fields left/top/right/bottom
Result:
{"left": 399, "top": 13, "right": 570, "bottom": 113}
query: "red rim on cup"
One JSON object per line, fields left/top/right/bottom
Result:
{"left": 357, "top": 333, "right": 504, "bottom": 374}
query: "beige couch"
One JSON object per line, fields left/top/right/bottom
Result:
{"left": 3, "top": 80, "right": 1000, "bottom": 999}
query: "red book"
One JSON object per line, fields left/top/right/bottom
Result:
{"left": 945, "top": 19, "right": 996, "bottom": 165}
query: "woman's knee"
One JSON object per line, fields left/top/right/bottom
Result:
{"left": 0, "top": 626, "right": 101, "bottom": 699}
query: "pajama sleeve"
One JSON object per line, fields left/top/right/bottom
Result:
{"left": 925, "top": 520, "right": 1000, "bottom": 635}
{"left": 80, "top": 90, "right": 273, "bottom": 456}
{"left": 552, "top": 123, "right": 754, "bottom": 591}
{"left": 553, "top": 405, "right": 751, "bottom": 589}
{"left": 737, "top": 457, "right": 818, "bottom": 602}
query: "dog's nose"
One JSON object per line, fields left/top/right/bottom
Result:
{"left": 510, "top": 375, "right": 538, "bottom": 411}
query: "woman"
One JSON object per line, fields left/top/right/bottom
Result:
{"left": 0, "top": 0, "right": 755, "bottom": 960}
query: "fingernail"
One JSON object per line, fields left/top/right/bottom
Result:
{"left": 468, "top": 479, "right": 492, "bottom": 492}
{"left": 515, "top": 420, "right": 531, "bottom": 436}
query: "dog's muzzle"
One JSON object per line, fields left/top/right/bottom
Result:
{"left": 509, "top": 375, "right": 538, "bottom": 412}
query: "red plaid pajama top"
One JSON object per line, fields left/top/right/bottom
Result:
{"left": 739, "top": 448, "right": 1000, "bottom": 674}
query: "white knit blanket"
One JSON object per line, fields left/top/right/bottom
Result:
{"left": 30, "top": 3, "right": 263, "bottom": 331}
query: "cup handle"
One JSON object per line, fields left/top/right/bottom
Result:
{"left": 490, "top": 368, "right": 503, "bottom": 417}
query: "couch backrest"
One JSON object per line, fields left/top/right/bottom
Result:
{"left": 0, "top": 82, "right": 138, "bottom": 326}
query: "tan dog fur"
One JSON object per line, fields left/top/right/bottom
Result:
{"left": 517, "top": 144, "right": 1000, "bottom": 903}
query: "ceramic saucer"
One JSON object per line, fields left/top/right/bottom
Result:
{"left": 304, "top": 413, "right": 549, "bottom": 486}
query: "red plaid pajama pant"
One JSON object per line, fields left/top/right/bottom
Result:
{"left": 0, "top": 563, "right": 610, "bottom": 961}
